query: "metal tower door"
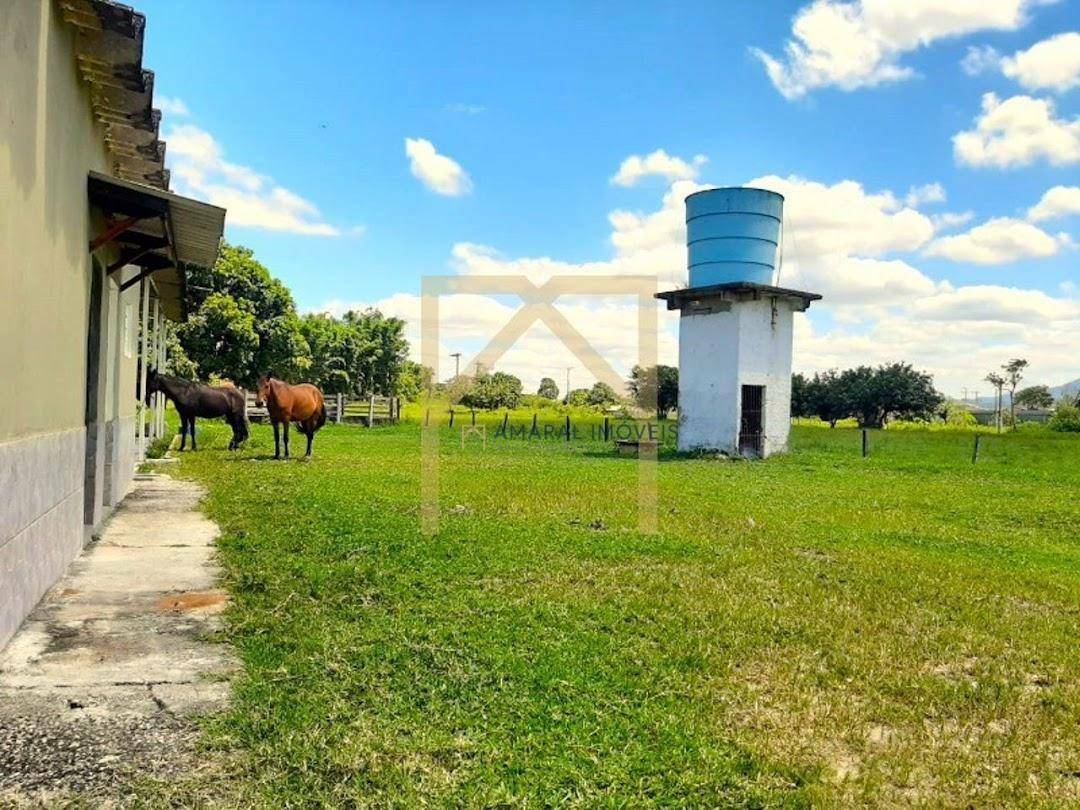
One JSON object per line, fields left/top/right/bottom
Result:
{"left": 739, "top": 385, "right": 765, "bottom": 457}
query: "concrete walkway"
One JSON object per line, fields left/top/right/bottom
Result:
{"left": 0, "top": 473, "right": 235, "bottom": 803}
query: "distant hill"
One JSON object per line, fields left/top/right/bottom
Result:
{"left": 957, "top": 378, "right": 1079, "bottom": 409}
{"left": 1050, "top": 378, "right": 1080, "bottom": 402}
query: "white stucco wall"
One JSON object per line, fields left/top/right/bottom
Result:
{"left": 677, "top": 298, "right": 797, "bottom": 456}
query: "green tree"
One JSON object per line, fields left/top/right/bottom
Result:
{"left": 1002, "top": 358, "right": 1028, "bottom": 430}
{"left": 1048, "top": 403, "right": 1080, "bottom": 433}
{"left": 176, "top": 292, "right": 259, "bottom": 383}
{"left": 628, "top": 365, "right": 678, "bottom": 419}
{"left": 587, "top": 381, "right": 619, "bottom": 407}
{"left": 985, "top": 372, "right": 1006, "bottom": 433}
{"left": 791, "top": 373, "right": 810, "bottom": 418}
{"left": 1013, "top": 384, "right": 1053, "bottom": 410}
{"left": 342, "top": 309, "right": 410, "bottom": 396}
{"left": 537, "top": 377, "right": 560, "bottom": 400}
{"left": 180, "top": 242, "right": 310, "bottom": 385}
{"left": 299, "top": 313, "right": 352, "bottom": 394}
{"left": 804, "top": 370, "right": 848, "bottom": 427}
{"left": 565, "top": 388, "right": 591, "bottom": 407}
{"left": 460, "top": 371, "right": 523, "bottom": 410}
{"left": 840, "top": 363, "right": 942, "bottom": 428}
{"left": 395, "top": 361, "right": 433, "bottom": 401}
{"left": 163, "top": 324, "right": 198, "bottom": 379}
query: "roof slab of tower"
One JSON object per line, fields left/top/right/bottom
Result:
{"left": 655, "top": 281, "right": 821, "bottom": 312}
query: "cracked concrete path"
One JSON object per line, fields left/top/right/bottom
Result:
{"left": 0, "top": 473, "right": 236, "bottom": 805}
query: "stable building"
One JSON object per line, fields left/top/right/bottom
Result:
{"left": 657, "top": 188, "right": 819, "bottom": 458}
{"left": 0, "top": 0, "right": 225, "bottom": 647}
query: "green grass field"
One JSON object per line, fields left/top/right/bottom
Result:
{"left": 146, "top": 416, "right": 1079, "bottom": 807}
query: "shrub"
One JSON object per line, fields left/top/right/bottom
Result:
{"left": 1048, "top": 404, "right": 1080, "bottom": 433}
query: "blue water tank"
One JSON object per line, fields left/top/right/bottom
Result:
{"left": 686, "top": 187, "right": 783, "bottom": 287}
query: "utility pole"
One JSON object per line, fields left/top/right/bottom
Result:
{"left": 565, "top": 366, "right": 572, "bottom": 403}
{"left": 450, "top": 352, "right": 461, "bottom": 380}
{"left": 961, "top": 387, "right": 968, "bottom": 402}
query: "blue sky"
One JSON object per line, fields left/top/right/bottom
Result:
{"left": 141, "top": 0, "right": 1078, "bottom": 394}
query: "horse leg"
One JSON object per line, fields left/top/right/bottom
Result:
{"left": 283, "top": 421, "right": 291, "bottom": 458}
{"left": 228, "top": 416, "right": 238, "bottom": 450}
{"left": 273, "top": 421, "right": 281, "bottom": 459}
{"left": 179, "top": 415, "right": 188, "bottom": 451}
{"left": 190, "top": 416, "right": 197, "bottom": 450}
{"left": 305, "top": 423, "right": 314, "bottom": 457}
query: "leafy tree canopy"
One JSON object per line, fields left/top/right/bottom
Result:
{"left": 177, "top": 291, "right": 260, "bottom": 383}
{"left": 587, "top": 381, "right": 619, "bottom": 407}
{"left": 177, "top": 242, "right": 411, "bottom": 396}
{"left": 460, "top": 371, "right": 523, "bottom": 410}
{"left": 565, "top": 388, "right": 591, "bottom": 407}
{"left": 1013, "top": 384, "right": 1054, "bottom": 410}
{"left": 628, "top": 365, "right": 678, "bottom": 418}
{"left": 537, "top": 377, "right": 560, "bottom": 400}
{"left": 795, "top": 363, "right": 943, "bottom": 428}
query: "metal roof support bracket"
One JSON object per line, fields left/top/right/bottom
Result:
{"left": 89, "top": 215, "right": 143, "bottom": 251}
{"left": 119, "top": 265, "right": 160, "bottom": 293}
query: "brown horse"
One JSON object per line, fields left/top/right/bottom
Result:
{"left": 256, "top": 374, "right": 327, "bottom": 459}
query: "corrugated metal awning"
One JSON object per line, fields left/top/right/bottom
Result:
{"left": 88, "top": 171, "right": 226, "bottom": 320}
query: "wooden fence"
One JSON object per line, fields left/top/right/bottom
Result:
{"left": 247, "top": 393, "right": 401, "bottom": 427}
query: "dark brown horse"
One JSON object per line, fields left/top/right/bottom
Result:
{"left": 256, "top": 374, "right": 326, "bottom": 459}
{"left": 145, "top": 368, "right": 249, "bottom": 450}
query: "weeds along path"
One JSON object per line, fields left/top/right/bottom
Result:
{"left": 148, "top": 419, "right": 1079, "bottom": 807}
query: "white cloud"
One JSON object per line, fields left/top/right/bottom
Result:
{"left": 405, "top": 137, "right": 472, "bottom": 196}
{"left": 787, "top": 255, "right": 940, "bottom": 307}
{"left": 1001, "top": 31, "right": 1080, "bottom": 92}
{"left": 924, "top": 216, "right": 1066, "bottom": 263}
{"left": 795, "top": 306, "right": 1080, "bottom": 396}
{"left": 1028, "top": 185, "right": 1080, "bottom": 220}
{"left": 445, "top": 102, "right": 486, "bottom": 115}
{"left": 317, "top": 170, "right": 1079, "bottom": 397}
{"left": 960, "top": 44, "right": 1002, "bottom": 76}
{"left": 156, "top": 96, "right": 189, "bottom": 117}
{"left": 910, "top": 284, "right": 1078, "bottom": 323}
{"left": 748, "top": 174, "right": 936, "bottom": 258}
{"left": 904, "top": 182, "right": 946, "bottom": 207}
{"left": 167, "top": 124, "right": 341, "bottom": 236}
{"left": 931, "top": 210, "right": 976, "bottom": 230}
{"left": 751, "top": 0, "right": 1044, "bottom": 99}
{"left": 953, "top": 92, "right": 1080, "bottom": 168}
{"left": 610, "top": 150, "right": 707, "bottom": 187}
{"left": 313, "top": 289, "right": 679, "bottom": 392}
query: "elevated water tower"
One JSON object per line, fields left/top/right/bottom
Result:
{"left": 656, "top": 188, "right": 820, "bottom": 457}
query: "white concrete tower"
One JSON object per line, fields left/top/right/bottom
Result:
{"left": 656, "top": 188, "right": 820, "bottom": 457}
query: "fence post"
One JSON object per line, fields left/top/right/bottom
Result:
{"left": 531, "top": 413, "right": 538, "bottom": 431}
{"left": 449, "top": 409, "right": 455, "bottom": 428}
{"left": 971, "top": 433, "right": 981, "bottom": 464}
{"left": 336, "top": 393, "right": 343, "bottom": 425}
{"left": 368, "top": 395, "right": 375, "bottom": 428}
{"left": 501, "top": 412, "right": 509, "bottom": 433}
{"left": 425, "top": 408, "right": 430, "bottom": 426}
{"left": 861, "top": 428, "right": 869, "bottom": 458}
{"left": 565, "top": 414, "right": 571, "bottom": 442}
{"left": 471, "top": 409, "right": 476, "bottom": 426}
{"left": 603, "top": 416, "right": 610, "bottom": 442}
